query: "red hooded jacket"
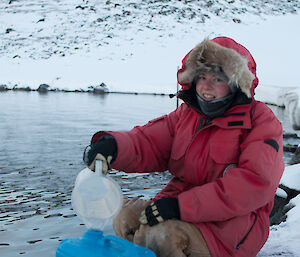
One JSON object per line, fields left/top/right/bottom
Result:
{"left": 92, "top": 37, "right": 284, "bottom": 257}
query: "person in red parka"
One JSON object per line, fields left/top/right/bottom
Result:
{"left": 83, "top": 36, "right": 285, "bottom": 257}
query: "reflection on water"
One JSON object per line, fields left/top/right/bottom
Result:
{"left": 0, "top": 91, "right": 299, "bottom": 256}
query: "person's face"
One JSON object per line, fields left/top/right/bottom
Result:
{"left": 195, "top": 73, "right": 230, "bottom": 101}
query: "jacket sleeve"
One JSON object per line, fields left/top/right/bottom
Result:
{"left": 98, "top": 104, "right": 187, "bottom": 173}
{"left": 178, "top": 103, "right": 285, "bottom": 223}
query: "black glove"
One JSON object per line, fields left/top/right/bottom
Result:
{"left": 83, "top": 135, "right": 118, "bottom": 172}
{"left": 139, "top": 198, "right": 180, "bottom": 227}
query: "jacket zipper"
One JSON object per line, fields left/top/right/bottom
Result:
{"left": 197, "top": 117, "right": 204, "bottom": 132}
{"left": 236, "top": 213, "right": 258, "bottom": 250}
{"left": 196, "top": 117, "right": 211, "bottom": 132}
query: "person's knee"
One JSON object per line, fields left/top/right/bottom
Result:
{"left": 113, "top": 197, "right": 150, "bottom": 241}
{"left": 134, "top": 220, "right": 211, "bottom": 257}
{"left": 134, "top": 221, "right": 189, "bottom": 256}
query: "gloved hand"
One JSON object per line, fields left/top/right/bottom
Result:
{"left": 139, "top": 198, "right": 180, "bottom": 227}
{"left": 83, "top": 134, "right": 118, "bottom": 173}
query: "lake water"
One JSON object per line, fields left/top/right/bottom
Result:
{"left": 0, "top": 91, "right": 299, "bottom": 257}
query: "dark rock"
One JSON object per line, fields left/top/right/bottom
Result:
{"left": 0, "top": 85, "right": 8, "bottom": 91}
{"left": 17, "top": 87, "right": 32, "bottom": 91}
{"left": 283, "top": 133, "right": 299, "bottom": 139}
{"left": 280, "top": 184, "right": 300, "bottom": 200}
{"left": 270, "top": 195, "right": 288, "bottom": 225}
{"left": 283, "top": 144, "right": 298, "bottom": 153}
{"left": 93, "top": 83, "right": 109, "bottom": 94}
{"left": 233, "top": 18, "right": 242, "bottom": 23}
{"left": 290, "top": 145, "right": 300, "bottom": 164}
{"left": 37, "top": 84, "right": 50, "bottom": 93}
{"left": 6, "top": 28, "right": 14, "bottom": 34}
{"left": 270, "top": 184, "right": 300, "bottom": 226}
{"left": 75, "top": 5, "right": 87, "bottom": 10}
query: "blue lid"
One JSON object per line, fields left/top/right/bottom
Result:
{"left": 56, "top": 230, "right": 156, "bottom": 257}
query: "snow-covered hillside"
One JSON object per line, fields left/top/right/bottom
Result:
{"left": 1, "top": 0, "right": 299, "bottom": 59}
{"left": 1, "top": 0, "right": 300, "bottom": 93}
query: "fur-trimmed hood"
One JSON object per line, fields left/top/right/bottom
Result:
{"left": 177, "top": 37, "right": 259, "bottom": 98}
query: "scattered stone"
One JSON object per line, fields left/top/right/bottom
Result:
{"left": 27, "top": 239, "right": 42, "bottom": 244}
{"left": 62, "top": 214, "right": 76, "bottom": 218}
{"left": 49, "top": 236, "right": 60, "bottom": 239}
{"left": 233, "top": 18, "right": 241, "bottom": 23}
{"left": 37, "top": 18, "right": 45, "bottom": 23}
{"left": 270, "top": 194, "right": 288, "bottom": 225}
{"left": 283, "top": 132, "right": 299, "bottom": 139}
{"left": 75, "top": 5, "right": 87, "bottom": 10}
{"left": 92, "top": 82, "right": 109, "bottom": 94}
{"left": 44, "top": 213, "right": 63, "bottom": 218}
{"left": 290, "top": 144, "right": 300, "bottom": 164}
{"left": 15, "top": 86, "right": 32, "bottom": 91}
{"left": 5, "top": 28, "right": 14, "bottom": 34}
{"left": 0, "top": 85, "right": 8, "bottom": 91}
{"left": 37, "top": 84, "right": 50, "bottom": 93}
{"left": 270, "top": 184, "right": 300, "bottom": 226}
{"left": 283, "top": 144, "right": 298, "bottom": 153}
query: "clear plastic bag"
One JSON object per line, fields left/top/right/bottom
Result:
{"left": 71, "top": 161, "right": 123, "bottom": 230}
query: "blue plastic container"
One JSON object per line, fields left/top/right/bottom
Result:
{"left": 56, "top": 230, "right": 156, "bottom": 257}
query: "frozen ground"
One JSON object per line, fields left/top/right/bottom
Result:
{"left": 1, "top": 0, "right": 300, "bottom": 256}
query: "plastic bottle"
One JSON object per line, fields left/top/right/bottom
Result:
{"left": 56, "top": 229, "right": 156, "bottom": 257}
{"left": 71, "top": 161, "right": 123, "bottom": 230}
{"left": 56, "top": 161, "right": 156, "bottom": 257}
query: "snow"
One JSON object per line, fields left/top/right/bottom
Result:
{"left": 276, "top": 187, "right": 288, "bottom": 199}
{"left": 1, "top": 1, "right": 300, "bottom": 95}
{"left": 280, "top": 164, "right": 300, "bottom": 192}
{"left": 261, "top": 164, "right": 300, "bottom": 256}
{"left": 1, "top": 0, "right": 300, "bottom": 256}
{"left": 258, "top": 196, "right": 300, "bottom": 257}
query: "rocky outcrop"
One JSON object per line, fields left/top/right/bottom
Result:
{"left": 270, "top": 164, "right": 300, "bottom": 226}
{"left": 290, "top": 144, "right": 300, "bottom": 165}
{"left": 0, "top": 84, "right": 8, "bottom": 91}
{"left": 37, "top": 84, "right": 50, "bottom": 93}
{"left": 92, "top": 83, "right": 109, "bottom": 95}
{"left": 270, "top": 185, "right": 299, "bottom": 226}
{"left": 283, "top": 91, "right": 300, "bottom": 130}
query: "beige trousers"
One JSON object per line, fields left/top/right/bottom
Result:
{"left": 113, "top": 196, "right": 211, "bottom": 257}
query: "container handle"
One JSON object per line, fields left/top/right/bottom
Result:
{"left": 95, "top": 160, "right": 103, "bottom": 176}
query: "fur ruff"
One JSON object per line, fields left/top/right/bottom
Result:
{"left": 178, "top": 39, "right": 255, "bottom": 97}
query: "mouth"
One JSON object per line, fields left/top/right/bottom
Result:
{"left": 202, "top": 93, "right": 216, "bottom": 101}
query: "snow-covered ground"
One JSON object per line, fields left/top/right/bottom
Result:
{"left": 259, "top": 164, "right": 300, "bottom": 256}
{"left": 1, "top": 0, "right": 300, "bottom": 255}
{"left": 1, "top": 0, "right": 300, "bottom": 94}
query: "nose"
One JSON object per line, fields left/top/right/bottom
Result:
{"left": 202, "top": 79, "right": 213, "bottom": 90}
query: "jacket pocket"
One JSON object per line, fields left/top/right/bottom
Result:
{"left": 170, "top": 133, "right": 190, "bottom": 160}
{"left": 236, "top": 212, "right": 258, "bottom": 249}
{"left": 210, "top": 139, "right": 240, "bottom": 164}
